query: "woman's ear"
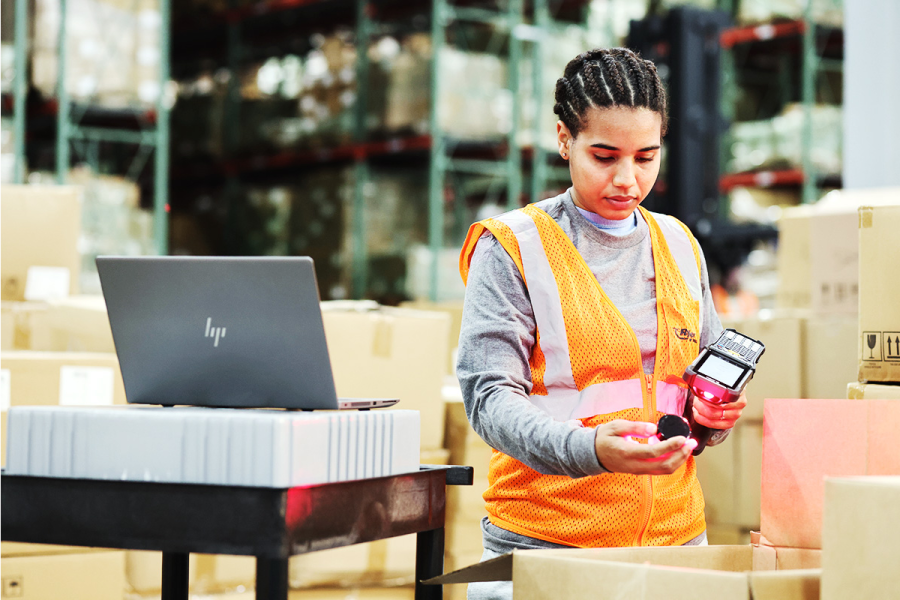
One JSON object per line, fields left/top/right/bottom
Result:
{"left": 556, "top": 120, "right": 572, "bottom": 160}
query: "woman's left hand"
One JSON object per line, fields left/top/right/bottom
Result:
{"left": 691, "top": 391, "right": 747, "bottom": 430}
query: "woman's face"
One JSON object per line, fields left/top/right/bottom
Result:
{"left": 557, "top": 106, "right": 662, "bottom": 220}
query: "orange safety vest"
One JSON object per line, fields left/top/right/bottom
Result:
{"left": 459, "top": 204, "right": 706, "bottom": 548}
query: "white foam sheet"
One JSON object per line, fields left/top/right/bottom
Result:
{"left": 4, "top": 406, "right": 421, "bottom": 487}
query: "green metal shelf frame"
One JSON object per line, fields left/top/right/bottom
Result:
{"left": 718, "top": 3, "right": 843, "bottom": 205}
{"left": 198, "top": 0, "right": 528, "bottom": 301}
{"left": 527, "top": 0, "right": 603, "bottom": 205}
{"left": 426, "top": 0, "right": 525, "bottom": 301}
{"left": 11, "top": 0, "right": 171, "bottom": 254}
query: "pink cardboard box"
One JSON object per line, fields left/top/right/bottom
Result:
{"left": 760, "top": 398, "right": 900, "bottom": 549}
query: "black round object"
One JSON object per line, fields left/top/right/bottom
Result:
{"left": 657, "top": 414, "right": 691, "bottom": 441}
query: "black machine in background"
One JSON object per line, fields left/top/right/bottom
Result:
{"left": 627, "top": 6, "right": 778, "bottom": 279}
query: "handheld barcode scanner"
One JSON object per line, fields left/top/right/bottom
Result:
{"left": 681, "top": 329, "right": 765, "bottom": 455}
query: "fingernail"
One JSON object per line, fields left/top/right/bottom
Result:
{"left": 686, "top": 439, "right": 698, "bottom": 451}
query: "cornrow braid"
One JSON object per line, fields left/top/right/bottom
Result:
{"left": 623, "top": 52, "right": 648, "bottom": 105}
{"left": 645, "top": 60, "right": 664, "bottom": 114}
{"left": 553, "top": 78, "right": 582, "bottom": 135}
{"left": 553, "top": 47, "right": 668, "bottom": 138}
{"left": 600, "top": 53, "right": 628, "bottom": 103}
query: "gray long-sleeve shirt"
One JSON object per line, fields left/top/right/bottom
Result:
{"left": 456, "top": 190, "right": 724, "bottom": 478}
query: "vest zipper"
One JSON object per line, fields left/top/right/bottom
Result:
{"left": 633, "top": 374, "right": 655, "bottom": 546}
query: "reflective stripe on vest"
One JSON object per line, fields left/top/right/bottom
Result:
{"left": 488, "top": 207, "right": 701, "bottom": 422}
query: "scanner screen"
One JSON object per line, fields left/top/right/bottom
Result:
{"left": 699, "top": 354, "right": 745, "bottom": 388}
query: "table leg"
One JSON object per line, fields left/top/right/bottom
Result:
{"left": 415, "top": 527, "right": 445, "bottom": 600}
{"left": 256, "top": 556, "right": 289, "bottom": 600}
{"left": 161, "top": 552, "right": 189, "bottom": 600}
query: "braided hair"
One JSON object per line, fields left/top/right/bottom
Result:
{"left": 554, "top": 48, "right": 668, "bottom": 137}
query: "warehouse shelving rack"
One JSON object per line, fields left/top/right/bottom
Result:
{"left": 8, "top": 0, "right": 172, "bottom": 254}
{"left": 170, "top": 0, "right": 534, "bottom": 301}
{"left": 527, "top": 0, "right": 588, "bottom": 204}
{"left": 718, "top": 5, "right": 844, "bottom": 204}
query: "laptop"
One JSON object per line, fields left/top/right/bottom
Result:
{"left": 96, "top": 256, "right": 399, "bottom": 411}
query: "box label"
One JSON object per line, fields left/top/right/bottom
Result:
{"left": 23, "top": 266, "right": 70, "bottom": 301}
{"left": 0, "top": 369, "right": 10, "bottom": 412}
{"left": 59, "top": 366, "right": 115, "bottom": 406}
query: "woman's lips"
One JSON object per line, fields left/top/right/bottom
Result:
{"left": 606, "top": 196, "right": 636, "bottom": 204}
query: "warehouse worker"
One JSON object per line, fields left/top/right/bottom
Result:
{"left": 456, "top": 48, "right": 746, "bottom": 600}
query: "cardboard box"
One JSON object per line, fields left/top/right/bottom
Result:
{"left": 723, "top": 315, "right": 803, "bottom": 421}
{"left": 760, "top": 398, "right": 900, "bottom": 549}
{"left": 400, "top": 300, "right": 464, "bottom": 375}
{"left": 821, "top": 476, "right": 900, "bottom": 600}
{"left": 776, "top": 206, "right": 813, "bottom": 311}
{"left": 446, "top": 514, "right": 486, "bottom": 558}
{"left": 735, "top": 423, "right": 763, "bottom": 528}
{"left": 1, "top": 185, "right": 82, "bottom": 301}
{"left": 696, "top": 423, "right": 762, "bottom": 529}
{"left": 1, "top": 303, "right": 13, "bottom": 350}
{"left": 0, "top": 351, "right": 127, "bottom": 407}
{"left": 428, "top": 545, "right": 820, "bottom": 600}
{"left": 777, "top": 189, "right": 899, "bottom": 315}
{"left": 1, "top": 351, "right": 127, "bottom": 465}
{"left": 322, "top": 304, "right": 450, "bottom": 449}
{"left": 750, "top": 532, "right": 822, "bottom": 570}
{"left": 447, "top": 478, "right": 489, "bottom": 523}
{"left": 706, "top": 525, "right": 752, "bottom": 546}
{"left": 444, "top": 399, "right": 494, "bottom": 471}
{"left": 288, "top": 535, "right": 420, "bottom": 589}
{"left": 808, "top": 206, "right": 860, "bottom": 315}
{"left": 45, "top": 295, "right": 115, "bottom": 353}
{"left": 0, "top": 302, "right": 53, "bottom": 351}
{"left": 290, "top": 587, "right": 414, "bottom": 599}
{"left": 858, "top": 203, "right": 900, "bottom": 383}
{"left": 0, "top": 542, "right": 106, "bottom": 558}
{"left": 803, "top": 315, "right": 858, "bottom": 399}
{"left": 696, "top": 424, "right": 737, "bottom": 525}
{"left": 0, "top": 550, "right": 125, "bottom": 600}
{"left": 125, "top": 551, "right": 197, "bottom": 594}
{"left": 193, "top": 554, "right": 256, "bottom": 593}
{"left": 847, "top": 381, "right": 900, "bottom": 399}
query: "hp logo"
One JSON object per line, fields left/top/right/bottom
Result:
{"left": 205, "top": 317, "right": 226, "bottom": 347}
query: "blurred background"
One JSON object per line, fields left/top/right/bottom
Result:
{"left": 5, "top": 0, "right": 894, "bottom": 313}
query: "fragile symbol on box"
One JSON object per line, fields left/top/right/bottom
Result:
{"left": 863, "top": 332, "right": 882, "bottom": 361}
{"left": 885, "top": 332, "right": 900, "bottom": 362}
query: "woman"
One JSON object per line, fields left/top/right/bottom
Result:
{"left": 456, "top": 48, "right": 746, "bottom": 600}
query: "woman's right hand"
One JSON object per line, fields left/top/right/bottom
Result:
{"left": 594, "top": 419, "right": 697, "bottom": 475}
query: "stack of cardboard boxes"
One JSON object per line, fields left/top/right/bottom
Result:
{"left": 747, "top": 196, "right": 900, "bottom": 595}
{"left": 697, "top": 188, "right": 900, "bottom": 544}
{"left": 848, "top": 201, "right": 900, "bottom": 399}
{"left": 1, "top": 186, "right": 133, "bottom": 598}
{"left": 286, "top": 302, "right": 452, "bottom": 594}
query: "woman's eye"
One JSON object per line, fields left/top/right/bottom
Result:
{"left": 594, "top": 156, "right": 615, "bottom": 163}
{"left": 636, "top": 156, "right": 655, "bottom": 163}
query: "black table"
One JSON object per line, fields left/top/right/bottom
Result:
{"left": 0, "top": 465, "right": 473, "bottom": 600}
